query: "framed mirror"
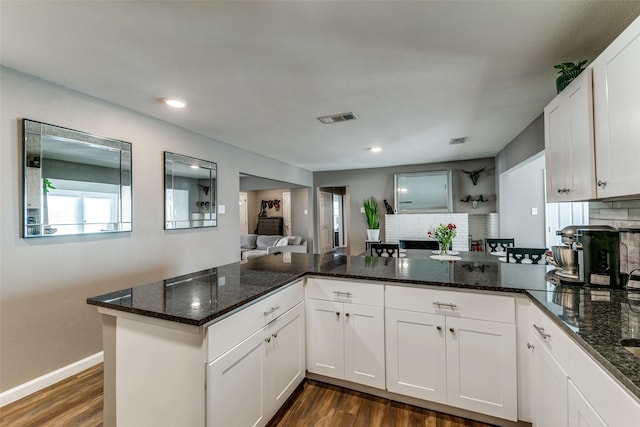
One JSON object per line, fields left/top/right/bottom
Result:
{"left": 22, "top": 119, "right": 132, "bottom": 238}
{"left": 394, "top": 170, "right": 453, "bottom": 213}
{"left": 164, "top": 152, "right": 217, "bottom": 229}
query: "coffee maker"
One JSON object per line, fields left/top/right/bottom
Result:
{"left": 575, "top": 228, "right": 620, "bottom": 286}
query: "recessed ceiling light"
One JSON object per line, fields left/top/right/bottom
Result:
{"left": 369, "top": 147, "right": 382, "bottom": 153}
{"left": 164, "top": 98, "right": 187, "bottom": 108}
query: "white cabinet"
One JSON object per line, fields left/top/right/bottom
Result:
{"left": 529, "top": 331, "right": 568, "bottom": 427}
{"left": 544, "top": 68, "right": 596, "bottom": 202}
{"left": 592, "top": 15, "right": 640, "bottom": 198}
{"left": 208, "top": 328, "right": 268, "bottom": 427}
{"left": 568, "top": 379, "right": 607, "bottom": 427}
{"left": 385, "top": 286, "right": 517, "bottom": 421}
{"left": 306, "top": 278, "right": 385, "bottom": 389}
{"left": 385, "top": 308, "right": 447, "bottom": 403}
{"left": 207, "top": 302, "right": 305, "bottom": 427}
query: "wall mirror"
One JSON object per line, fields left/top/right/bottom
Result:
{"left": 394, "top": 170, "right": 453, "bottom": 213}
{"left": 22, "top": 119, "right": 132, "bottom": 238}
{"left": 164, "top": 152, "right": 217, "bottom": 229}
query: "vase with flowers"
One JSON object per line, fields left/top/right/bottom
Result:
{"left": 428, "top": 223, "right": 457, "bottom": 255}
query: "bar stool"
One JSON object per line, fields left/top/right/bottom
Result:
{"left": 370, "top": 243, "right": 400, "bottom": 257}
{"left": 485, "top": 238, "right": 515, "bottom": 253}
{"left": 506, "top": 247, "right": 547, "bottom": 264}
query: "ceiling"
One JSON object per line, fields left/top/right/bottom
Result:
{"left": 2, "top": 1, "right": 640, "bottom": 172}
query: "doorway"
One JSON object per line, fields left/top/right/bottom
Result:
{"left": 317, "top": 186, "right": 349, "bottom": 254}
{"left": 239, "top": 192, "right": 248, "bottom": 235}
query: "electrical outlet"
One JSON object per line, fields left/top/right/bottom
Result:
{"left": 360, "top": 207, "right": 365, "bottom": 213}
{"left": 531, "top": 207, "right": 538, "bottom": 215}
{"left": 218, "top": 204, "right": 225, "bottom": 214}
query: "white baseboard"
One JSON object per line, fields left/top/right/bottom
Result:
{"left": 0, "top": 352, "right": 103, "bottom": 407}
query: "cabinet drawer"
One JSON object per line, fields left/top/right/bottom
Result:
{"left": 529, "top": 303, "right": 571, "bottom": 369}
{"left": 567, "top": 339, "right": 640, "bottom": 427}
{"left": 385, "top": 285, "right": 515, "bottom": 324}
{"left": 207, "top": 281, "right": 303, "bottom": 362}
{"left": 305, "top": 277, "right": 384, "bottom": 307}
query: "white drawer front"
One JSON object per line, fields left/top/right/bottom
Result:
{"left": 529, "top": 303, "right": 570, "bottom": 368}
{"left": 305, "top": 277, "right": 384, "bottom": 307}
{"left": 385, "top": 285, "right": 515, "bottom": 324}
{"left": 207, "top": 281, "right": 303, "bottom": 362}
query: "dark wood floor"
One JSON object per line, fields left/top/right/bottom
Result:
{"left": 268, "top": 380, "right": 496, "bottom": 427}
{"left": 0, "top": 364, "right": 495, "bottom": 427}
{"left": 0, "top": 363, "right": 103, "bottom": 427}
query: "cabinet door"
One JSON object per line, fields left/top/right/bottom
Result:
{"left": 446, "top": 317, "right": 518, "bottom": 421}
{"left": 568, "top": 379, "right": 607, "bottom": 427}
{"left": 344, "top": 304, "right": 385, "bottom": 389}
{"left": 266, "top": 303, "right": 305, "bottom": 418}
{"left": 385, "top": 308, "right": 446, "bottom": 403}
{"left": 544, "top": 68, "right": 595, "bottom": 202}
{"left": 207, "top": 329, "right": 267, "bottom": 427}
{"left": 306, "top": 298, "right": 344, "bottom": 378}
{"left": 532, "top": 334, "right": 568, "bottom": 427}
{"left": 593, "top": 18, "right": 640, "bottom": 198}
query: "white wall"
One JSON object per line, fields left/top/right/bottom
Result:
{"left": 498, "top": 153, "right": 546, "bottom": 247}
{"left": 0, "top": 68, "right": 312, "bottom": 392}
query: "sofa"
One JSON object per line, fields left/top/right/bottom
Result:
{"left": 240, "top": 234, "right": 307, "bottom": 260}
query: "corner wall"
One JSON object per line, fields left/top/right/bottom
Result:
{"left": 0, "top": 67, "right": 312, "bottom": 393}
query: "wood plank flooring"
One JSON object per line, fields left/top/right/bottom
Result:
{"left": 268, "top": 380, "right": 496, "bottom": 427}
{"left": 0, "top": 365, "right": 495, "bottom": 427}
{"left": 0, "top": 363, "right": 103, "bottom": 427}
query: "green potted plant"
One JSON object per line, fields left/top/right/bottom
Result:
{"left": 363, "top": 196, "right": 380, "bottom": 241}
{"left": 554, "top": 60, "right": 588, "bottom": 93}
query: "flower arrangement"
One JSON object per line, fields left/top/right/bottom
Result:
{"left": 428, "top": 223, "right": 457, "bottom": 254}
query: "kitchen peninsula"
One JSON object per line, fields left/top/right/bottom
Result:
{"left": 88, "top": 253, "right": 640, "bottom": 427}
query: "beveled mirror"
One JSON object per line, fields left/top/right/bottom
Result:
{"left": 164, "top": 152, "right": 217, "bottom": 229}
{"left": 394, "top": 170, "right": 453, "bottom": 213}
{"left": 22, "top": 119, "right": 132, "bottom": 238}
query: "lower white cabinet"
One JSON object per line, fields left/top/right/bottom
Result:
{"left": 385, "top": 286, "right": 518, "bottom": 421}
{"left": 385, "top": 308, "right": 447, "bottom": 403}
{"left": 530, "top": 332, "right": 568, "bottom": 427}
{"left": 568, "top": 379, "right": 607, "bottom": 427}
{"left": 305, "top": 278, "right": 385, "bottom": 389}
{"left": 207, "top": 302, "right": 305, "bottom": 427}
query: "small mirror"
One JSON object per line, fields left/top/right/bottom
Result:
{"left": 394, "top": 171, "right": 453, "bottom": 213}
{"left": 164, "top": 152, "right": 217, "bottom": 229}
{"left": 22, "top": 119, "right": 132, "bottom": 238}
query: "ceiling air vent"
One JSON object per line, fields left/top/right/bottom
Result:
{"left": 449, "top": 137, "right": 467, "bottom": 145}
{"left": 317, "top": 112, "right": 358, "bottom": 124}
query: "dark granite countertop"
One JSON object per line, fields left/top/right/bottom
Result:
{"left": 87, "top": 252, "right": 640, "bottom": 401}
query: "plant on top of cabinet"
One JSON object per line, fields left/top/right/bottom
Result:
{"left": 555, "top": 60, "right": 588, "bottom": 93}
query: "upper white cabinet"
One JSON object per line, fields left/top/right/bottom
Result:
{"left": 544, "top": 16, "right": 640, "bottom": 201}
{"left": 544, "top": 68, "right": 596, "bottom": 202}
{"left": 592, "top": 16, "right": 640, "bottom": 198}
{"left": 306, "top": 277, "right": 386, "bottom": 389}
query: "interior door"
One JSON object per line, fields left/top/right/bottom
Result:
{"left": 282, "top": 191, "right": 291, "bottom": 236}
{"left": 239, "top": 192, "right": 248, "bottom": 235}
{"left": 318, "top": 191, "right": 333, "bottom": 254}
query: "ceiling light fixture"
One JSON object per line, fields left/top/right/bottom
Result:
{"left": 369, "top": 147, "right": 382, "bottom": 153}
{"left": 317, "top": 112, "right": 357, "bottom": 124}
{"left": 164, "top": 98, "right": 187, "bottom": 108}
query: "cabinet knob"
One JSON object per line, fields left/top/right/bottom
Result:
{"left": 336, "top": 312, "right": 340, "bottom": 317}
{"left": 527, "top": 343, "right": 535, "bottom": 349}
{"left": 449, "top": 327, "right": 455, "bottom": 333}
{"left": 345, "top": 313, "right": 350, "bottom": 318}
{"left": 597, "top": 180, "right": 607, "bottom": 188}
{"left": 557, "top": 188, "right": 563, "bottom": 193}
{"left": 436, "top": 326, "right": 443, "bottom": 332}
{"left": 265, "top": 337, "right": 271, "bottom": 343}
{"left": 272, "top": 332, "right": 278, "bottom": 338}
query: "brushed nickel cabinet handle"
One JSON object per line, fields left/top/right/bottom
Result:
{"left": 433, "top": 302, "right": 458, "bottom": 310}
{"left": 597, "top": 180, "right": 607, "bottom": 188}
{"left": 533, "top": 324, "right": 551, "bottom": 339}
{"left": 333, "top": 291, "right": 352, "bottom": 297}
{"left": 263, "top": 306, "right": 280, "bottom": 316}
